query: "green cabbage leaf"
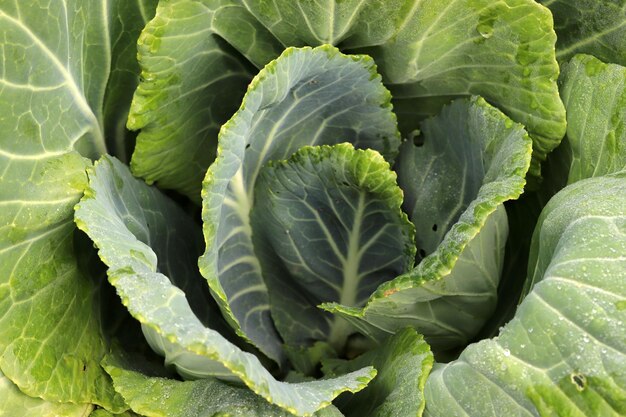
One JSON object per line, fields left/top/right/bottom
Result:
{"left": 0, "top": 0, "right": 157, "bottom": 410}
{"left": 2, "top": 2, "right": 626, "bottom": 416}
{"left": 128, "top": 0, "right": 565, "bottom": 199}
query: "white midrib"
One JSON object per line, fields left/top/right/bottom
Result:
{"left": 225, "top": 167, "right": 267, "bottom": 287}
{"left": 328, "top": 192, "right": 365, "bottom": 351}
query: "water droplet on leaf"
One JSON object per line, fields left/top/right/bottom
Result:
{"left": 476, "top": 23, "right": 493, "bottom": 39}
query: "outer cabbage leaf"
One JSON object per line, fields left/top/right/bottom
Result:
{"left": 74, "top": 156, "right": 235, "bottom": 381}
{"left": 127, "top": 0, "right": 260, "bottom": 200}
{"left": 0, "top": 0, "right": 156, "bottom": 409}
{"left": 323, "top": 97, "right": 532, "bottom": 351}
{"left": 489, "top": 53, "right": 626, "bottom": 323}
{"left": 475, "top": 51, "right": 624, "bottom": 339}
{"left": 475, "top": 140, "right": 572, "bottom": 341}
{"left": 102, "top": 354, "right": 345, "bottom": 417}
{"left": 323, "top": 328, "right": 433, "bottom": 417}
{"left": 0, "top": 369, "right": 93, "bottom": 417}
{"left": 425, "top": 173, "right": 626, "bottom": 417}
{"left": 251, "top": 144, "right": 414, "bottom": 355}
{"left": 338, "top": 0, "right": 564, "bottom": 176}
{"left": 199, "top": 45, "right": 400, "bottom": 364}
{"left": 559, "top": 54, "right": 626, "bottom": 183}
{"left": 75, "top": 155, "right": 375, "bottom": 417}
{"left": 129, "top": 0, "right": 564, "bottom": 198}
{"left": 539, "top": 0, "right": 626, "bottom": 65}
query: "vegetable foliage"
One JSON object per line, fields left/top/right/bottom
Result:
{"left": 0, "top": 1, "right": 624, "bottom": 416}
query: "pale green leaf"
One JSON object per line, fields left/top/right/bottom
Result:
{"left": 103, "top": 354, "right": 345, "bottom": 417}
{"left": 199, "top": 45, "right": 400, "bottom": 364}
{"left": 559, "top": 54, "right": 626, "bottom": 183}
{"left": 323, "top": 97, "right": 532, "bottom": 351}
{"left": 251, "top": 144, "right": 414, "bottom": 355}
{"left": 0, "top": 0, "right": 156, "bottom": 409}
{"left": 425, "top": 173, "right": 626, "bottom": 417}
{"left": 0, "top": 369, "right": 93, "bottom": 417}
{"left": 0, "top": 153, "right": 124, "bottom": 409}
{"left": 75, "top": 155, "right": 375, "bottom": 417}
{"left": 74, "top": 155, "right": 236, "bottom": 381}
{"left": 127, "top": 0, "right": 260, "bottom": 200}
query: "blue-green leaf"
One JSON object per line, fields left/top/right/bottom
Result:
{"left": 323, "top": 97, "right": 532, "bottom": 351}
{"left": 251, "top": 144, "right": 414, "bottom": 355}
{"left": 199, "top": 45, "right": 400, "bottom": 364}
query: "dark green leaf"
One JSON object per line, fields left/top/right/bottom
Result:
{"left": 251, "top": 144, "right": 414, "bottom": 355}
{"left": 539, "top": 0, "right": 626, "bottom": 65}
{"left": 323, "top": 97, "right": 532, "bottom": 352}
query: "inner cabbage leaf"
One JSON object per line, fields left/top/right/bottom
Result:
{"left": 323, "top": 328, "right": 433, "bottom": 417}
{"left": 199, "top": 45, "right": 400, "bottom": 364}
{"left": 251, "top": 144, "right": 415, "bottom": 355}
{"left": 324, "top": 97, "right": 532, "bottom": 351}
